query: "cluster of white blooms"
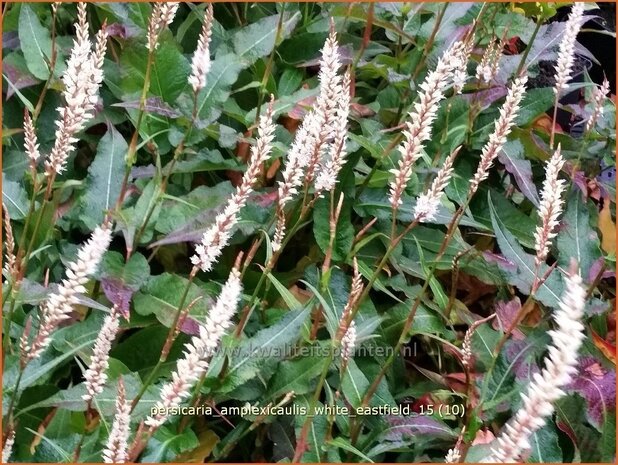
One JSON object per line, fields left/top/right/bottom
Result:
{"left": 83, "top": 306, "right": 121, "bottom": 401}
{"left": 23, "top": 225, "right": 112, "bottom": 362}
{"left": 413, "top": 147, "right": 460, "bottom": 222}
{"left": 272, "top": 26, "right": 348, "bottom": 252}
{"left": 188, "top": 4, "right": 214, "bottom": 93}
{"left": 146, "top": 2, "right": 179, "bottom": 52}
{"left": 533, "top": 146, "right": 566, "bottom": 265}
{"left": 191, "top": 104, "right": 275, "bottom": 272}
{"left": 2, "top": 204, "right": 18, "bottom": 284}
{"left": 485, "top": 269, "right": 587, "bottom": 463}
{"left": 476, "top": 38, "right": 502, "bottom": 84}
{"left": 23, "top": 110, "right": 40, "bottom": 172}
{"left": 388, "top": 40, "right": 466, "bottom": 210}
{"left": 145, "top": 269, "right": 242, "bottom": 428}
{"left": 585, "top": 78, "right": 611, "bottom": 132}
{"left": 314, "top": 71, "right": 352, "bottom": 194}
{"left": 102, "top": 379, "right": 131, "bottom": 464}
{"left": 45, "top": 3, "right": 108, "bottom": 177}
{"left": 453, "top": 34, "right": 474, "bottom": 94}
{"left": 2, "top": 430, "right": 15, "bottom": 464}
{"left": 444, "top": 447, "right": 461, "bottom": 463}
{"left": 340, "top": 320, "right": 357, "bottom": 362}
{"left": 553, "top": 3, "right": 585, "bottom": 95}
{"left": 469, "top": 75, "right": 527, "bottom": 195}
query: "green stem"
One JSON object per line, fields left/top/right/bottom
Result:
{"left": 515, "top": 18, "right": 542, "bottom": 77}
{"left": 3, "top": 368, "right": 24, "bottom": 431}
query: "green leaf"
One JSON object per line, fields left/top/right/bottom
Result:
{"left": 557, "top": 192, "right": 601, "bottom": 280}
{"left": 293, "top": 395, "right": 328, "bottom": 462}
{"left": 529, "top": 424, "right": 563, "bottom": 463}
{"left": 313, "top": 194, "right": 354, "bottom": 263}
{"left": 100, "top": 251, "right": 149, "bottom": 289}
{"left": 341, "top": 359, "right": 395, "bottom": 409}
{"left": 473, "top": 190, "right": 536, "bottom": 249}
{"left": 121, "top": 41, "right": 190, "bottom": 104}
{"left": 327, "top": 437, "right": 374, "bottom": 463}
{"left": 18, "top": 5, "right": 62, "bottom": 80}
{"left": 232, "top": 12, "right": 301, "bottom": 66}
{"left": 133, "top": 273, "right": 210, "bottom": 327}
{"left": 266, "top": 356, "right": 324, "bottom": 399}
{"left": 2, "top": 174, "right": 29, "bottom": 219}
{"left": 488, "top": 194, "right": 563, "bottom": 308}
{"left": 193, "top": 53, "right": 244, "bottom": 128}
{"left": 265, "top": 273, "right": 303, "bottom": 310}
{"left": 220, "top": 307, "right": 310, "bottom": 394}
{"left": 516, "top": 88, "right": 555, "bottom": 126}
{"left": 142, "top": 427, "right": 199, "bottom": 463}
{"left": 278, "top": 67, "right": 303, "bottom": 95}
{"left": 80, "top": 124, "right": 129, "bottom": 229}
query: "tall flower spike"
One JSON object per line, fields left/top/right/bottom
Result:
{"left": 315, "top": 71, "right": 351, "bottom": 194}
{"left": 533, "top": 145, "right": 566, "bottom": 265}
{"left": 414, "top": 146, "right": 460, "bottom": 222}
{"left": 388, "top": 40, "right": 465, "bottom": 210}
{"left": 469, "top": 75, "right": 527, "bottom": 195}
{"left": 554, "top": 3, "right": 585, "bottom": 95}
{"left": 145, "top": 268, "right": 242, "bottom": 428}
{"left": 476, "top": 37, "right": 502, "bottom": 84}
{"left": 24, "top": 225, "right": 112, "bottom": 362}
{"left": 23, "top": 110, "right": 40, "bottom": 173}
{"left": 272, "top": 23, "right": 345, "bottom": 252}
{"left": 188, "top": 3, "right": 214, "bottom": 93}
{"left": 2, "top": 204, "right": 18, "bottom": 284}
{"left": 102, "top": 378, "right": 131, "bottom": 464}
{"left": 453, "top": 33, "right": 474, "bottom": 94}
{"left": 2, "top": 430, "right": 15, "bottom": 464}
{"left": 484, "top": 267, "right": 587, "bottom": 463}
{"left": 585, "top": 78, "right": 611, "bottom": 132}
{"left": 146, "top": 2, "right": 180, "bottom": 52}
{"left": 45, "top": 3, "right": 108, "bottom": 177}
{"left": 304, "top": 22, "right": 344, "bottom": 184}
{"left": 191, "top": 102, "right": 275, "bottom": 272}
{"left": 336, "top": 258, "right": 364, "bottom": 342}
{"left": 83, "top": 306, "right": 121, "bottom": 401}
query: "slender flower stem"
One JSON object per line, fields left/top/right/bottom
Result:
{"left": 515, "top": 18, "right": 541, "bottom": 77}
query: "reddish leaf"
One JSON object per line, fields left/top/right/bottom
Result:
{"left": 492, "top": 297, "right": 525, "bottom": 340}
{"left": 101, "top": 277, "right": 133, "bottom": 319}
{"left": 566, "top": 356, "right": 616, "bottom": 428}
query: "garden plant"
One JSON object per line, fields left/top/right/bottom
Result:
{"left": 1, "top": 1, "right": 616, "bottom": 463}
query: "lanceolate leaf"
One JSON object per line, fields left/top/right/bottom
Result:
{"left": 193, "top": 53, "right": 244, "bottom": 128}
{"left": 80, "top": 124, "right": 128, "bottom": 229}
{"left": 219, "top": 308, "right": 310, "bottom": 394}
{"left": 488, "top": 194, "right": 563, "bottom": 308}
{"left": 557, "top": 192, "right": 602, "bottom": 282}
{"left": 18, "top": 5, "right": 61, "bottom": 80}
{"left": 498, "top": 140, "right": 540, "bottom": 207}
{"left": 232, "top": 11, "right": 301, "bottom": 66}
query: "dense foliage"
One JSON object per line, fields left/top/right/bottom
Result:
{"left": 2, "top": 2, "right": 616, "bottom": 463}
